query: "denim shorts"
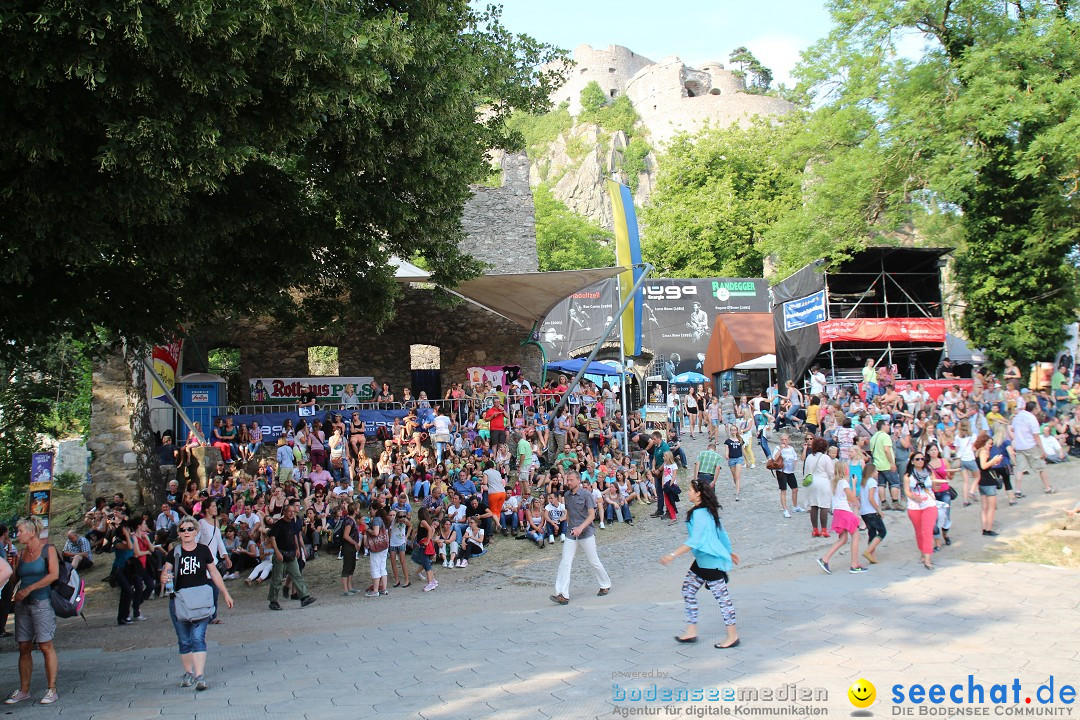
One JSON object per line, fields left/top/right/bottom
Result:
{"left": 728, "top": 457, "right": 745, "bottom": 468}
{"left": 389, "top": 544, "right": 405, "bottom": 554}
{"left": 978, "top": 485, "right": 998, "bottom": 496}
{"left": 879, "top": 470, "right": 901, "bottom": 488}
{"left": 960, "top": 459, "right": 979, "bottom": 473}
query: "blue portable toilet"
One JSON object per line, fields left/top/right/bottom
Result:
{"left": 177, "top": 373, "right": 227, "bottom": 442}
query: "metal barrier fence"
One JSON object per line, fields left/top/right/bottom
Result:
{"left": 147, "top": 395, "right": 556, "bottom": 438}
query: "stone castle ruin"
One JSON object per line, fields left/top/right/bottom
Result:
{"left": 549, "top": 44, "right": 794, "bottom": 146}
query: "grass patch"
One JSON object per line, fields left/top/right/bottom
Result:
{"left": 971, "top": 518, "right": 1080, "bottom": 570}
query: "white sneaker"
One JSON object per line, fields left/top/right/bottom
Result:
{"left": 793, "top": 506, "right": 806, "bottom": 513}
{"left": 600, "top": 521, "right": 606, "bottom": 529}
{"left": 783, "top": 509, "right": 791, "bottom": 518}
{"left": 548, "top": 535, "right": 555, "bottom": 544}
{"left": 560, "top": 534, "right": 566, "bottom": 542}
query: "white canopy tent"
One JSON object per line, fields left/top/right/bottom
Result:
{"left": 733, "top": 354, "right": 777, "bottom": 370}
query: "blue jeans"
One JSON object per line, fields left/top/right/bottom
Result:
{"left": 758, "top": 432, "right": 771, "bottom": 459}
{"left": 452, "top": 522, "right": 469, "bottom": 544}
{"left": 169, "top": 597, "right": 209, "bottom": 654}
{"left": 605, "top": 503, "right": 632, "bottom": 523}
{"left": 501, "top": 512, "right": 519, "bottom": 531}
{"left": 547, "top": 520, "right": 567, "bottom": 538}
{"left": 413, "top": 480, "right": 431, "bottom": 499}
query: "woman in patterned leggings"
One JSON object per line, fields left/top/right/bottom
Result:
{"left": 660, "top": 479, "right": 741, "bottom": 649}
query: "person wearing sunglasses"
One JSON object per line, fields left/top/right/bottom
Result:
{"left": 160, "top": 518, "right": 233, "bottom": 692}
{"left": 903, "top": 453, "right": 937, "bottom": 570}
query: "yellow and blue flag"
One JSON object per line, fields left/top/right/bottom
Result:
{"left": 606, "top": 178, "right": 643, "bottom": 355}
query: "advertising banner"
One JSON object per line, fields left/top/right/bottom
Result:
{"left": 150, "top": 338, "right": 183, "bottom": 401}
{"left": 249, "top": 377, "right": 375, "bottom": 404}
{"left": 29, "top": 452, "right": 54, "bottom": 536}
{"left": 817, "top": 318, "right": 946, "bottom": 344}
{"left": 217, "top": 407, "right": 435, "bottom": 441}
{"left": 466, "top": 366, "right": 522, "bottom": 392}
{"left": 644, "top": 378, "right": 669, "bottom": 415}
{"left": 887, "top": 379, "right": 974, "bottom": 401}
{"left": 540, "top": 278, "right": 769, "bottom": 379}
{"left": 783, "top": 290, "right": 827, "bottom": 332}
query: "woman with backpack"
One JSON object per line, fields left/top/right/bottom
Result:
{"left": 5, "top": 517, "right": 60, "bottom": 705}
{"left": 160, "top": 515, "right": 233, "bottom": 692}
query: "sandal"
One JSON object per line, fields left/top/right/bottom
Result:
{"left": 402, "top": 583, "right": 411, "bottom": 588}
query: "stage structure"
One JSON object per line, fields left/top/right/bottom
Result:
{"left": 770, "top": 248, "right": 951, "bottom": 389}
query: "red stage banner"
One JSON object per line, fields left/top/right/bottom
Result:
{"left": 885, "top": 379, "right": 974, "bottom": 401}
{"left": 817, "top": 318, "right": 946, "bottom": 344}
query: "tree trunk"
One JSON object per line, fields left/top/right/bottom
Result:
{"left": 123, "top": 340, "right": 164, "bottom": 510}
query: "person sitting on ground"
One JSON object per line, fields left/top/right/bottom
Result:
{"left": 61, "top": 530, "right": 93, "bottom": 571}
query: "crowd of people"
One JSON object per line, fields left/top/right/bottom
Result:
{"left": 1, "top": 356, "right": 1075, "bottom": 700}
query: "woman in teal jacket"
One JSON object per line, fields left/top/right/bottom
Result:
{"left": 660, "top": 478, "right": 741, "bottom": 649}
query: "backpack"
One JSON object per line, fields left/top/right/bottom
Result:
{"left": 326, "top": 517, "right": 347, "bottom": 551}
{"left": 49, "top": 546, "right": 86, "bottom": 620}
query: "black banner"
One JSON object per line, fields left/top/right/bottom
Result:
{"left": 540, "top": 278, "right": 768, "bottom": 378}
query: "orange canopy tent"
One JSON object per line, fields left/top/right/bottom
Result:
{"left": 703, "top": 313, "right": 776, "bottom": 376}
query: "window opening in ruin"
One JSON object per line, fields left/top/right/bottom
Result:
{"left": 207, "top": 347, "right": 243, "bottom": 408}
{"left": 608, "top": 68, "right": 616, "bottom": 73}
{"left": 307, "top": 346, "right": 339, "bottom": 376}
{"left": 686, "top": 88, "right": 697, "bottom": 98}
{"left": 610, "top": 89, "right": 617, "bottom": 97}
{"left": 710, "top": 88, "right": 722, "bottom": 95}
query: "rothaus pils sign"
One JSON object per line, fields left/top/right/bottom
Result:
{"left": 249, "top": 377, "right": 375, "bottom": 403}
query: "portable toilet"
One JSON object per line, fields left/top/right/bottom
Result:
{"left": 176, "top": 373, "right": 227, "bottom": 441}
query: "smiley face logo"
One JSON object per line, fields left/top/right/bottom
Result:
{"left": 848, "top": 678, "right": 876, "bottom": 709}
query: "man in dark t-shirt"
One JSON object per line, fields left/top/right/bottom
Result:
{"left": 266, "top": 504, "right": 316, "bottom": 610}
{"left": 465, "top": 496, "right": 494, "bottom": 544}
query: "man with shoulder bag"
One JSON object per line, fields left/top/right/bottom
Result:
{"left": 266, "top": 504, "right": 316, "bottom": 611}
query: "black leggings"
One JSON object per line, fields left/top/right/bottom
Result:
{"left": 810, "top": 506, "right": 830, "bottom": 530}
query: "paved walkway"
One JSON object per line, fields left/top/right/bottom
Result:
{"left": 5, "top": 437, "right": 1079, "bottom": 719}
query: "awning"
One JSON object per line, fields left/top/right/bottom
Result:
{"left": 451, "top": 267, "right": 626, "bottom": 330}
{"left": 547, "top": 359, "right": 622, "bottom": 377}
{"left": 734, "top": 354, "right": 777, "bottom": 370}
{"left": 703, "top": 313, "right": 776, "bottom": 376}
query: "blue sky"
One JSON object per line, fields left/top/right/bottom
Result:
{"left": 487, "top": 0, "right": 838, "bottom": 86}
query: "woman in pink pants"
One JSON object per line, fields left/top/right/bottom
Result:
{"left": 904, "top": 452, "right": 937, "bottom": 570}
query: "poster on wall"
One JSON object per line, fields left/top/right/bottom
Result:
{"left": 29, "top": 452, "right": 54, "bottom": 537}
{"left": 466, "top": 366, "right": 522, "bottom": 392}
{"left": 249, "top": 377, "right": 375, "bottom": 404}
{"left": 540, "top": 278, "right": 769, "bottom": 378}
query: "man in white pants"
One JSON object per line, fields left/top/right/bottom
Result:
{"left": 550, "top": 471, "right": 612, "bottom": 605}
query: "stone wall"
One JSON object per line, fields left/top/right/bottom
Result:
{"left": 459, "top": 153, "right": 538, "bottom": 273}
{"left": 87, "top": 352, "right": 140, "bottom": 501}
{"left": 546, "top": 44, "right": 655, "bottom": 115}
{"left": 190, "top": 284, "right": 544, "bottom": 402}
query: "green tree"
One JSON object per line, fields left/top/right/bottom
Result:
{"left": 0, "top": 0, "right": 567, "bottom": 506}
{"left": 788, "top": 0, "right": 1079, "bottom": 365}
{"left": 728, "top": 46, "right": 774, "bottom": 93}
{"left": 0, "top": 1, "right": 567, "bottom": 351}
{"left": 0, "top": 337, "right": 94, "bottom": 519}
{"left": 533, "top": 184, "right": 615, "bottom": 271}
{"left": 579, "top": 80, "right": 609, "bottom": 116}
{"left": 642, "top": 120, "right": 802, "bottom": 278}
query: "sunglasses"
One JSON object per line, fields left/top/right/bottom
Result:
{"left": 179, "top": 526, "right": 197, "bottom": 533}
{"left": 913, "top": 457, "right": 926, "bottom": 461}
